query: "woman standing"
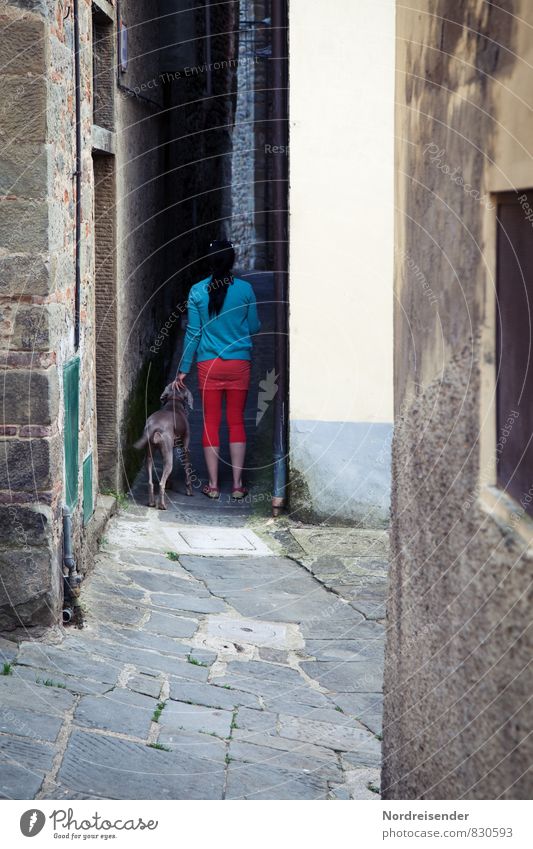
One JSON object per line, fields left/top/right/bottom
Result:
{"left": 175, "top": 240, "right": 261, "bottom": 499}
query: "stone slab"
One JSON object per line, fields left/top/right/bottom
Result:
{"left": 159, "top": 701, "right": 233, "bottom": 738}
{"left": 151, "top": 593, "right": 227, "bottom": 614}
{"left": 229, "top": 739, "right": 342, "bottom": 781}
{"left": 123, "top": 569, "right": 209, "bottom": 596}
{"left": 58, "top": 730, "right": 225, "bottom": 799}
{"left": 168, "top": 680, "right": 260, "bottom": 711}
{"left": 235, "top": 707, "right": 278, "bottom": 732}
{"left": 305, "top": 639, "right": 384, "bottom": 663}
{"left": 0, "top": 735, "right": 54, "bottom": 774}
{"left": 331, "top": 692, "right": 383, "bottom": 735}
{"left": 142, "top": 611, "right": 199, "bottom": 639}
{"left": 278, "top": 715, "right": 381, "bottom": 764}
{"left": 225, "top": 761, "right": 328, "bottom": 800}
{"left": 13, "top": 665, "right": 115, "bottom": 696}
{"left": 300, "top": 660, "right": 383, "bottom": 694}
{"left": 155, "top": 729, "right": 227, "bottom": 762}
{"left": 127, "top": 673, "right": 162, "bottom": 700}
{"left": 16, "top": 643, "right": 118, "bottom": 685}
{"left": 0, "top": 763, "right": 45, "bottom": 800}
{"left": 290, "top": 527, "right": 390, "bottom": 558}
{"left": 74, "top": 689, "right": 157, "bottom": 739}
{"left": 0, "top": 674, "right": 74, "bottom": 713}
{"left": 342, "top": 766, "right": 381, "bottom": 799}
{"left": 0, "top": 705, "right": 63, "bottom": 742}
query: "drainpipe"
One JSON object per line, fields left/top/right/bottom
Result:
{"left": 73, "top": 0, "right": 82, "bottom": 350}
{"left": 271, "top": 0, "right": 288, "bottom": 517}
{"left": 62, "top": 506, "right": 81, "bottom": 624}
{"left": 205, "top": 1, "right": 213, "bottom": 99}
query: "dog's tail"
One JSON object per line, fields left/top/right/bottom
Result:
{"left": 133, "top": 432, "right": 148, "bottom": 450}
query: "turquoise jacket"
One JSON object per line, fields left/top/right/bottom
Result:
{"left": 179, "top": 276, "right": 261, "bottom": 373}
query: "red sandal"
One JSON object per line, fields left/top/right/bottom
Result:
{"left": 202, "top": 484, "right": 220, "bottom": 499}
{"left": 231, "top": 486, "right": 249, "bottom": 500}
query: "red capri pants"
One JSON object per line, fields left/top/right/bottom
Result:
{"left": 197, "top": 358, "right": 251, "bottom": 448}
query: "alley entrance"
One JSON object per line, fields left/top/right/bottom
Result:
{"left": 129, "top": 271, "right": 276, "bottom": 518}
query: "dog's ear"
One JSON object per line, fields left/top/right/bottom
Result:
{"left": 160, "top": 383, "right": 172, "bottom": 404}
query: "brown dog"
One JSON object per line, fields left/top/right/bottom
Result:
{"left": 134, "top": 383, "right": 194, "bottom": 508}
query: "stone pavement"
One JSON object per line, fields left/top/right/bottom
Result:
{"left": 0, "top": 505, "right": 388, "bottom": 800}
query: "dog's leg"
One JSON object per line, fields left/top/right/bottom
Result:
{"left": 183, "top": 441, "right": 193, "bottom": 497}
{"left": 158, "top": 439, "right": 173, "bottom": 510}
{"left": 146, "top": 448, "right": 155, "bottom": 508}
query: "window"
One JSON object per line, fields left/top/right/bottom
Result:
{"left": 496, "top": 191, "right": 533, "bottom": 515}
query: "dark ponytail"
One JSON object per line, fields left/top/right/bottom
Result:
{"left": 207, "top": 239, "right": 235, "bottom": 318}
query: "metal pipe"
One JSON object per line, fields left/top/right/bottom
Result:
{"left": 62, "top": 608, "right": 74, "bottom": 624}
{"left": 271, "top": 0, "right": 288, "bottom": 517}
{"left": 73, "top": 0, "right": 82, "bottom": 350}
{"left": 205, "top": 1, "right": 213, "bottom": 99}
{"left": 62, "top": 507, "right": 80, "bottom": 618}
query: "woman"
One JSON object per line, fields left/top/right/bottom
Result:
{"left": 175, "top": 240, "right": 261, "bottom": 499}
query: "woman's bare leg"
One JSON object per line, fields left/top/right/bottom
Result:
{"left": 203, "top": 446, "right": 220, "bottom": 489}
{"left": 229, "top": 442, "right": 246, "bottom": 490}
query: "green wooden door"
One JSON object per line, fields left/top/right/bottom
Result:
{"left": 63, "top": 358, "right": 80, "bottom": 509}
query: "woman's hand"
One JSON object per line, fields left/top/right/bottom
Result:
{"left": 174, "top": 372, "right": 188, "bottom": 390}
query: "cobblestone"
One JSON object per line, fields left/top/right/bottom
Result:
{"left": 0, "top": 506, "right": 388, "bottom": 800}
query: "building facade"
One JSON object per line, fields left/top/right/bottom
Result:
{"left": 287, "top": 0, "right": 395, "bottom": 527}
{"left": 383, "top": 0, "right": 533, "bottom": 798}
{"left": 0, "top": 0, "right": 237, "bottom": 630}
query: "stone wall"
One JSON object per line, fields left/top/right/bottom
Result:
{"left": 0, "top": 0, "right": 175, "bottom": 628}
{"left": 383, "top": 0, "right": 533, "bottom": 799}
{"left": 0, "top": 0, "right": 66, "bottom": 629}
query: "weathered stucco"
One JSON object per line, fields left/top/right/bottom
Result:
{"left": 384, "top": 0, "right": 533, "bottom": 799}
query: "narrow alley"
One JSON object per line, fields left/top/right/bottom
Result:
{"left": 0, "top": 502, "right": 387, "bottom": 800}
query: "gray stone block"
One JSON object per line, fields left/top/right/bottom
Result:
{"left": 168, "top": 680, "right": 260, "bottom": 711}
{"left": 124, "top": 569, "right": 208, "bottom": 596}
{"left": 142, "top": 611, "right": 198, "bottom": 638}
{"left": 74, "top": 689, "right": 156, "bottom": 739}
{"left": 0, "top": 544, "right": 54, "bottom": 608}
{"left": 0, "top": 254, "right": 50, "bottom": 297}
{"left": 127, "top": 673, "right": 162, "bottom": 699}
{"left": 0, "top": 504, "right": 53, "bottom": 546}
{"left": 0, "top": 762, "right": 45, "bottom": 800}
{"left": 0, "top": 673, "right": 74, "bottom": 713}
{"left": 0, "top": 735, "right": 54, "bottom": 773}
{"left": 0, "top": 75, "right": 46, "bottom": 142}
{"left": 17, "top": 642, "right": 119, "bottom": 685}
{"left": 58, "top": 730, "right": 225, "bottom": 799}
{"left": 300, "top": 660, "right": 383, "bottom": 693}
{"left": 156, "top": 728, "right": 227, "bottom": 762}
{"left": 278, "top": 715, "right": 381, "bottom": 764}
{"left": 331, "top": 692, "right": 383, "bottom": 735}
{"left": 0, "top": 199, "right": 47, "bottom": 253}
{"left": 305, "top": 639, "right": 385, "bottom": 663}
{"left": 0, "top": 144, "right": 47, "bottom": 199}
{"left": 229, "top": 739, "right": 342, "bottom": 781}
{"left": 226, "top": 761, "right": 328, "bottom": 800}
{"left": 0, "top": 11, "right": 46, "bottom": 75}
{"left": 151, "top": 593, "right": 227, "bottom": 614}
{"left": 235, "top": 707, "right": 277, "bottom": 732}
{"left": 13, "top": 665, "right": 114, "bottom": 696}
{"left": 0, "top": 705, "right": 63, "bottom": 742}
{"left": 160, "top": 700, "right": 233, "bottom": 738}
{"left": 0, "top": 436, "right": 57, "bottom": 491}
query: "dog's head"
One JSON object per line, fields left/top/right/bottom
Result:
{"left": 160, "top": 383, "right": 194, "bottom": 411}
